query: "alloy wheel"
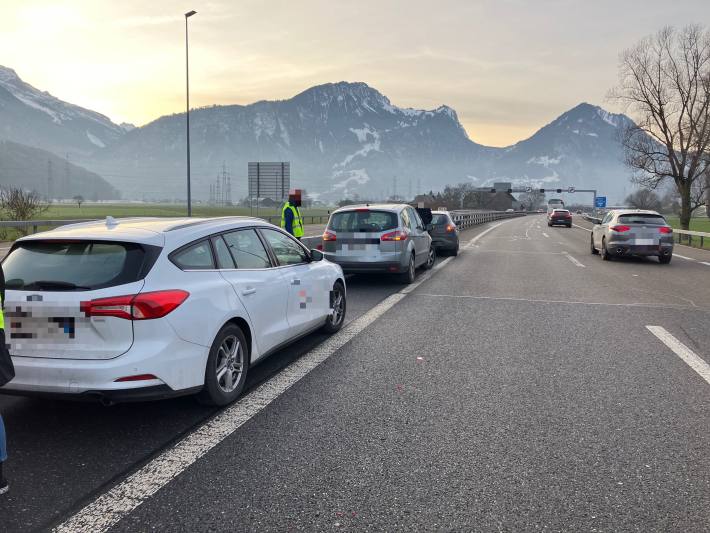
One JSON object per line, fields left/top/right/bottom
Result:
{"left": 215, "top": 335, "right": 244, "bottom": 394}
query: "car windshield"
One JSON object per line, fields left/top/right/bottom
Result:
{"left": 2, "top": 240, "right": 152, "bottom": 291}
{"left": 328, "top": 210, "right": 398, "bottom": 232}
{"left": 431, "top": 214, "right": 450, "bottom": 225}
{"left": 617, "top": 214, "right": 666, "bottom": 225}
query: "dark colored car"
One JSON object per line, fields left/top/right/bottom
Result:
{"left": 428, "top": 211, "right": 460, "bottom": 256}
{"left": 547, "top": 209, "right": 572, "bottom": 228}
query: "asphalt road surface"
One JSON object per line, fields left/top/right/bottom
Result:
{"left": 1, "top": 215, "right": 710, "bottom": 532}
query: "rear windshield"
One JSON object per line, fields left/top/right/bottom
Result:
{"left": 617, "top": 214, "right": 666, "bottom": 225}
{"left": 328, "top": 210, "right": 398, "bottom": 233}
{"left": 432, "top": 214, "right": 451, "bottom": 225}
{"left": 3, "top": 240, "right": 155, "bottom": 291}
{"left": 552, "top": 210, "right": 569, "bottom": 214}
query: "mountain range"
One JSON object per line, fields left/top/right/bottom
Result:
{"left": 0, "top": 65, "right": 638, "bottom": 203}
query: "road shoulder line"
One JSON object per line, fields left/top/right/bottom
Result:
{"left": 646, "top": 325, "right": 710, "bottom": 386}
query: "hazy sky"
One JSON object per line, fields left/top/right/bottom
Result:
{"left": 2, "top": 0, "right": 708, "bottom": 146}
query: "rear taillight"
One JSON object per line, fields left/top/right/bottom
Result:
{"left": 659, "top": 226, "right": 673, "bottom": 234}
{"left": 610, "top": 225, "right": 631, "bottom": 232}
{"left": 445, "top": 224, "right": 456, "bottom": 233}
{"left": 323, "top": 230, "right": 337, "bottom": 241}
{"left": 81, "top": 290, "right": 189, "bottom": 320}
{"left": 381, "top": 230, "right": 409, "bottom": 241}
{"left": 564, "top": 214, "right": 572, "bottom": 219}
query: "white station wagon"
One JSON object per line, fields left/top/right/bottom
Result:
{"left": 0, "top": 217, "right": 346, "bottom": 405}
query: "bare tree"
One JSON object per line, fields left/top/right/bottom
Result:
{"left": 625, "top": 189, "right": 662, "bottom": 210}
{"left": 609, "top": 25, "right": 710, "bottom": 229}
{"left": 73, "top": 195, "right": 84, "bottom": 208}
{"left": 0, "top": 187, "right": 49, "bottom": 235}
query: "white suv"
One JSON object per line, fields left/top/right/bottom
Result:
{"left": 0, "top": 217, "right": 346, "bottom": 405}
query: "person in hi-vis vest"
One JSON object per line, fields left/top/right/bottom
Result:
{"left": 281, "top": 189, "right": 304, "bottom": 239}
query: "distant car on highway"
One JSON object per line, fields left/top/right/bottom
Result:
{"left": 590, "top": 209, "right": 674, "bottom": 263}
{"left": 547, "top": 209, "right": 572, "bottom": 228}
{"left": 0, "top": 217, "right": 346, "bottom": 405}
{"left": 428, "top": 210, "right": 460, "bottom": 256}
{"left": 505, "top": 208, "right": 515, "bottom": 213}
{"left": 322, "top": 203, "right": 435, "bottom": 283}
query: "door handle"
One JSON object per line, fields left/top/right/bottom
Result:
{"left": 241, "top": 287, "right": 256, "bottom": 296}
{"left": 291, "top": 278, "right": 301, "bottom": 286}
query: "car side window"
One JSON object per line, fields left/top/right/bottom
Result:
{"left": 409, "top": 208, "right": 424, "bottom": 230}
{"left": 260, "top": 229, "right": 309, "bottom": 266}
{"left": 602, "top": 213, "right": 613, "bottom": 225}
{"left": 171, "top": 240, "right": 215, "bottom": 270}
{"left": 400, "top": 209, "right": 412, "bottom": 230}
{"left": 211, "top": 236, "right": 236, "bottom": 269}
{"left": 223, "top": 229, "right": 271, "bottom": 269}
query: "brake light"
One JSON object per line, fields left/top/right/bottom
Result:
{"left": 610, "top": 225, "right": 631, "bottom": 232}
{"left": 445, "top": 224, "right": 456, "bottom": 233}
{"left": 323, "top": 230, "right": 337, "bottom": 241}
{"left": 659, "top": 226, "right": 673, "bottom": 234}
{"left": 564, "top": 214, "right": 572, "bottom": 219}
{"left": 381, "top": 230, "right": 409, "bottom": 241}
{"left": 355, "top": 208, "right": 370, "bottom": 212}
{"left": 81, "top": 290, "right": 189, "bottom": 320}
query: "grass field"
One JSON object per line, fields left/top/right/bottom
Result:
{"left": 39, "top": 204, "right": 331, "bottom": 221}
{"left": 664, "top": 215, "right": 710, "bottom": 250}
{"left": 0, "top": 204, "right": 332, "bottom": 241}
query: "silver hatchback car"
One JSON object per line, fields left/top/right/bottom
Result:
{"left": 322, "top": 204, "right": 435, "bottom": 283}
{"left": 590, "top": 209, "right": 674, "bottom": 263}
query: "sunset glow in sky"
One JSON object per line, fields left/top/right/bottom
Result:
{"left": 2, "top": 0, "right": 708, "bottom": 146}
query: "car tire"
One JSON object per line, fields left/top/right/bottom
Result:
{"left": 451, "top": 244, "right": 459, "bottom": 257}
{"left": 567, "top": 224, "right": 572, "bottom": 228}
{"left": 590, "top": 234, "right": 599, "bottom": 255}
{"left": 601, "top": 237, "right": 611, "bottom": 261}
{"left": 659, "top": 254, "right": 672, "bottom": 265}
{"left": 424, "top": 246, "right": 436, "bottom": 270}
{"left": 198, "top": 324, "right": 249, "bottom": 406}
{"left": 398, "top": 253, "right": 416, "bottom": 284}
{"left": 322, "top": 281, "right": 346, "bottom": 333}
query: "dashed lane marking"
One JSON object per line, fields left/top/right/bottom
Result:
{"left": 674, "top": 254, "right": 695, "bottom": 261}
{"left": 54, "top": 219, "right": 513, "bottom": 533}
{"left": 572, "top": 224, "right": 592, "bottom": 232}
{"left": 562, "top": 252, "right": 585, "bottom": 268}
{"left": 542, "top": 232, "right": 550, "bottom": 238}
{"left": 646, "top": 326, "right": 710, "bottom": 386}
{"left": 701, "top": 262, "right": 710, "bottom": 267}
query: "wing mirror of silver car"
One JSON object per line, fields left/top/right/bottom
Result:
{"left": 425, "top": 223, "right": 433, "bottom": 231}
{"left": 310, "top": 249, "right": 324, "bottom": 261}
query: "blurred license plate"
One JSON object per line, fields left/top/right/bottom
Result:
{"left": 635, "top": 239, "right": 654, "bottom": 245}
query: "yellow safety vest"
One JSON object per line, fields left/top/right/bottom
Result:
{"left": 0, "top": 308, "right": 4, "bottom": 330}
{"left": 281, "top": 202, "right": 304, "bottom": 238}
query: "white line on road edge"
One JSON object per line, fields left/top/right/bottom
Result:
{"left": 55, "top": 292, "right": 407, "bottom": 533}
{"left": 562, "top": 252, "right": 585, "bottom": 268}
{"left": 646, "top": 326, "right": 710, "bottom": 386}
{"left": 701, "top": 262, "right": 710, "bottom": 267}
{"left": 572, "top": 224, "right": 592, "bottom": 232}
{"left": 55, "top": 221, "right": 506, "bottom": 533}
{"left": 673, "top": 254, "right": 696, "bottom": 261}
{"left": 542, "top": 232, "right": 550, "bottom": 238}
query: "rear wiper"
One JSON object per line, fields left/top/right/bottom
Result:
{"left": 22, "top": 280, "right": 92, "bottom": 291}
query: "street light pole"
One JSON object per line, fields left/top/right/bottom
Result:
{"left": 185, "top": 10, "right": 196, "bottom": 216}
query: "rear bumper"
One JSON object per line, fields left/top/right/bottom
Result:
{"left": 549, "top": 219, "right": 572, "bottom": 226}
{"left": 333, "top": 261, "right": 406, "bottom": 274}
{"left": 431, "top": 235, "right": 459, "bottom": 249}
{"left": 607, "top": 242, "right": 674, "bottom": 257}
{"left": 0, "top": 384, "right": 202, "bottom": 404}
{"left": 0, "top": 331, "right": 208, "bottom": 397}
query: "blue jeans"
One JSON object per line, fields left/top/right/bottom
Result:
{"left": 0, "top": 414, "right": 6, "bottom": 462}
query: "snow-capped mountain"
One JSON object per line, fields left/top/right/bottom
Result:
{"left": 0, "top": 67, "right": 638, "bottom": 203}
{"left": 89, "top": 83, "right": 636, "bottom": 202}
{"left": 0, "top": 140, "right": 118, "bottom": 200}
{"left": 0, "top": 66, "right": 125, "bottom": 156}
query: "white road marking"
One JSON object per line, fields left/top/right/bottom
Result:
{"left": 673, "top": 254, "right": 696, "bottom": 261}
{"left": 464, "top": 217, "right": 519, "bottom": 249}
{"left": 562, "top": 252, "right": 585, "bottom": 268}
{"left": 542, "top": 232, "right": 550, "bottom": 238}
{"left": 414, "top": 293, "right": 701, "bottom": 311}
{"left": 572, "top": 224, "right": 592, "bottom": 232}
{"left": 56, "top": 221, "right": 514, "bottom": 533}
{"left": 701, "top": 262, "right": 710, "bottom": 267}
{"left": 646, "top": 326, "right": 710, "bottom": 386}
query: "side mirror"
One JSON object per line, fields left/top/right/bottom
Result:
{"left": 425, "top": 223, "right": 433, "bottom": 231}
{"left": 310, "top": 249, "right": 324, "bottom": 262}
